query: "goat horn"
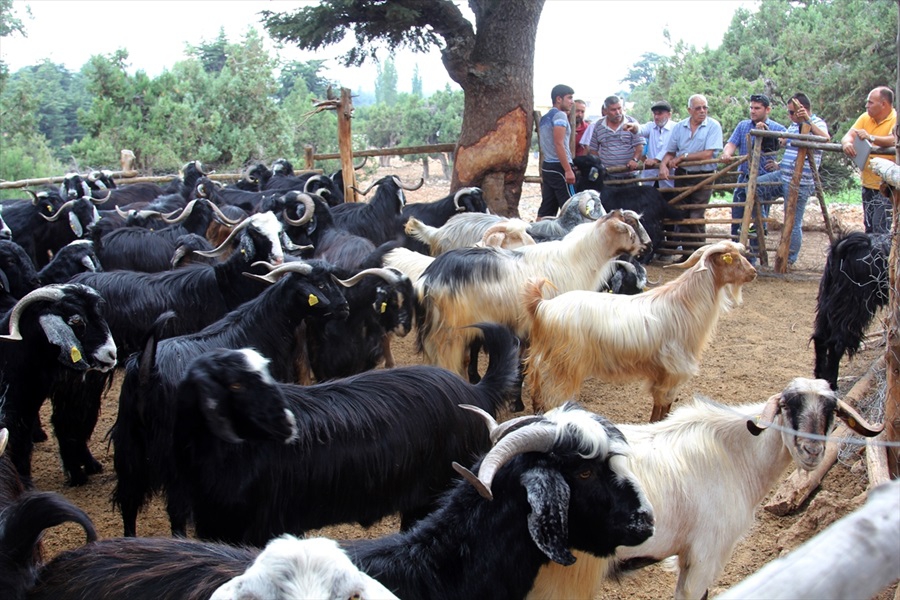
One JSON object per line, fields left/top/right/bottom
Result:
{"left": 614, "top": 259, "right": 638, "bottom": 275}
{"left": 40, "top": 199, "right": 77, "bottom": 222}
{"left": 334, "top": 267, "right": 402, "bottom": 287}
{"left": 459, "top": 404, "right": 546, "bottom": 445}
{"left": 194, "top": 217, "right": 253, "bottom": 258}
{"left": 1, "top": 285, "right": 69, "bottom": 341}
{"left": 242, "top": 261, "right": 314, "bottom": 284}
{"left": 353, "top": 180, "right": 378, "bottom": 196}
{"left": 664, "top": 245, "right": 712, "bottom": 270}
{"left": 747, "top": 393, "right": 783, "bottom": 436}
{"left": 89, "top": 189, "right": 111, "bottom": 203}
{"left": 161, "top": 199, "right": 199, "bottom": 224}
{"left": 115, "top": 205, "right": 134, "bottom": 219}
{"left": 0, "top": 428, "right": 7, "bottom": 456}
{"left": 835, "top": 399, "right": 884, "bottom": 437}
{"left": 303, "top": 175, "right": 330, "bottom": 193}
{"left": 454, "top": 422, "right": 558, "bottom": 500}
{"left": 282, "top": 193, "right": 315, "bottom": 227}
{"left": 24, "top": 190, "right": 40, "bottom": 204}
{"left": 392, "top": 175, "right": 425, "bottom": 191}
{"left": 453, "top": 187, "right": 479, "bottom": 212}
{"left": 353, "top": 155, "right": 368, "bottom": 170}
{"left": 205, "top": 199, "right": 243, "bottom": 226}
{"left": 577, "top": 191, "right": 601, "bottom": 219}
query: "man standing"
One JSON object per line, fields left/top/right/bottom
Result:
{"left": 538, "top": 84, "right": 576, "bottom": 218}
{"left": 585, "top": 95, "right": 644, "bottom": 180}
{"left": 638, "top": 100, "right": 676, "bottom": 189}
{"left": 753, "top": 92, "right": 829, "bottom": 266}
{"left": 720, "top": 94, "right": 786, "bottom": 239}
{"left": 841, "top": 86, "right": 897, "bottom": 233}
{"left": 659, "top": 94, "right": 723, "bottom": 255}
{"left": 574, "top": 99, "right": 591, "bottom": 157}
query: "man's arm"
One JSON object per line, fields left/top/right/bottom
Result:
{"left": 553, "top": 125, "right": 575, "bottom": 184}
{"left": 720, "top": 141, "right": 738, "bottom": 161}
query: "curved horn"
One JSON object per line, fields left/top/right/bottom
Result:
{"left": 161, "top": 199, "right": 199, "bottom": 224}
{"left": 1, "top": 285, "right": 69, "bottom": 341}
{"left": 115, "top": 205, "right": 134, "bottom": 219}
{"left": 282, "top": 193, "right": 315, "bottom": 227}
{"left": 747, "top": 393, "right": 783, "bottom": 435}
{"left": 242, "top": 261, "right": 313, "bottom": 284}
{"left": 353, "top": 180, "right": 379, "bottom": 196}
{"left": 23, "top": 189, "right": 40, "bottom": 204}
{"left": 0, "top": 428, "right": 7, "bottom": 456}
{"left": 453, "top": 187, "right": 478, "bottom": 212}
{"left": 664, "top": 244, "right": 713, "bottom": 270}
{"left": 40, "top": 199, "right": 77, "bottom": 222}
{"left": 835, "top": 399, "right": 884, "bottom": 437}
{"left": 614, "top": 259, "right": 638, "bottom": 276}
{"left": 194, "top": 217, "right": 253, "bottom": 258}
{"left": 89, "top": 188, "right": 111, "bottom": 203}
{"left": 302, "top": 175, "right": 330, "bottom": 193}
{"left": 459, "top": 405, "right": 545, "bottom": 445}
{"left": 353, "top": 155, "right": 369, "bottom": 170}
{"left": 392, "top": 175, "right": 425, "bottom": 191}
{"left": 203, "top": 199, "right": 243, "bottom": 226}
{"left": 454, "top": 422, "right": 558, "bottom": 500}
{"left": 334, "top": 267, "right": 402, "bottom": 288}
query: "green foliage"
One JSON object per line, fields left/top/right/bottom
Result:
{"left": 276, "top": 59, "right": 335, "bottom": 101}
{"left": 187, "top": 27, "right": 229, "bottom": 74}
{"left": 375, "top": 59, "right": 399, "bottom": 106}
{"left": 411, "top": 64, "right": 423, "bottom": 97}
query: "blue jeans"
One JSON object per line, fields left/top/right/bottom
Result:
{"left": 755, "top": 171, "right": 814, "bottom": 264}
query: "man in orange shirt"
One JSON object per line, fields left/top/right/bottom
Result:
{"left": 841, "top": 86, "right": 897, "bottom": 233}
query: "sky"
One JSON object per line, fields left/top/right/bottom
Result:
{"left": 2, "top": 0, "right": 756, "bottom": 113}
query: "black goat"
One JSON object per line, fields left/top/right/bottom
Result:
{"left": 170, "top": 322, "right": 519, "bottom": 545}
{"left": 0, "top": 241, "right": 40, "bottom": 313}
{"left": 35, "top": 240, "right": 102, "bottom": 285}
{"left": 302, "top": 266, "right": 414, "bottom": 381}
{"left": 331, "top": 176, "right": 423, "bottom": 246}
{"left": 0, "top": 285, "right": 117, "bottom": 486}
{"left": 812, "top": 231, "right": 891, "bottom": 390}
{"left": 111, "top": 261, "right": 351, "bottom": 537}
{"left": 1, "top": 191, "right": 102, "bottom": 269}
{"left": 574, "top": 155, "right": 676, "bottom": 263}
{"left": 400, "top": 187, "right": 487, "bottom": 253}
{"left": 276, "top": 191, "right": 378, "bottom": 269}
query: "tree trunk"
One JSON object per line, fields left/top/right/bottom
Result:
{"left": 421, "top": 157, "right": 430, "bottom": 179}
{"left": 445, "top": 0, "right": 545, "bottom": 217}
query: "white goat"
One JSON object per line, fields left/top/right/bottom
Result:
{"left": 529, "top": 377, "right": 883, "bottom": 600}
{"left": 415, "top": 210, "right": 649, "bottom": 377}
{"left": 524, "top": 241, "right": 757, "bottom": 419}
{"left": 211, "top": 535, "right": 398, "bottom": 600}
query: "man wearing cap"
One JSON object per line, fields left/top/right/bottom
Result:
{"left": 720, "top": 94, "right": 786, "bottom": 240}
{"left": 638, "top": 100, "right": 676, "bottom": 189}
{"left": 840, "top": 86, "right": 897, "bottom": 234}
{"left": 659, "top": 94, "right": 724, "bottom": 257}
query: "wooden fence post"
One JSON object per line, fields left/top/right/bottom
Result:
{"left": 304, "top": 145, "right": 315, "bottom": 171}
{"left": 337, "top": 87, "right": 357, "bottom": 203}
{"left": 774, "top": 120, "right": 810, "bottom": 273}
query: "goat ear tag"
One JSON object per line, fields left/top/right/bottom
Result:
{"left": 589, "top": 167, "right": 600, "bottom": 181}
{"left": 723, "top": 254, "right": 733, "bottom": 264}
{"left": 380, "top": 301, "right": 387, "bottom": 313}
{"left": 308, "top": 294, "right": 319, "bottom": 306}
{"left": 70, "top": 346, "right": 82, "bottom": 363}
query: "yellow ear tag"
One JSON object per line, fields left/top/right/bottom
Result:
{"left": 380, "top": 302, "right": 387, "bottom": 314}
{"left": 723, "top": 254, "right": 733, "bottom": 264}
{"left": 46, "top": 205, "right": 53, "bottom": 213}
{"left": 308, "top": 294, "right": 319, "bottom": 306}
{"left": 70, "top": 346, "right": 82, "bottom": 363}
{"left": 241, "top": 249, "right": 246, "bottom": 255}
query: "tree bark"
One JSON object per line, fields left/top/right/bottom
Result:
{"left": 444, "top": 0, "right": 545, "bottom": 217}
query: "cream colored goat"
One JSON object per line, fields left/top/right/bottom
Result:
{"left": 524, "top": 241, "right": 757, "bottom": 420}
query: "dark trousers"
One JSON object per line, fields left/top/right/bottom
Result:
{"left": 672, "top": 168, "right": 714, "bottom": 255}
{"left": 539, "top": 161, "right": 571, "bottom": 218}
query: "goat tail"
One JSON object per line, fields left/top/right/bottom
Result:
{"left": 0, "top": 491, "right": 97, "bottom": 587}
{"left": 523, "top": 277, "right": 550, "bottom": 321}
{"left": 467, "top": 323, "right": 521, "bottom": 413}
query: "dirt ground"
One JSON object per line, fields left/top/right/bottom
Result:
{"left": 27, "top": 160, "right": 898, "bottom": 599}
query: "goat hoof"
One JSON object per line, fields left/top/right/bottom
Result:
{"left": 65, "top": 469, "right": 89, "bottom": 487}
{"left": 84, "top": 457, "right": 103, "bottom": 475}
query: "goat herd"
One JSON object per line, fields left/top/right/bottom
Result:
{"left": 0, "top": 157, "right": 890, "bottom": 599}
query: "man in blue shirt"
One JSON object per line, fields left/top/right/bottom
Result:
{"left": 538, "top": 84, "right": 575, "bottom": 218}
{"left": 659, "top": 94, "right": 724, "bottom": 258}
{"left": 720, "top": 94, "right": 786, "bottom": 239}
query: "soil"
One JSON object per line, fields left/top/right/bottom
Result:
{"left": 27, "top": 159, "right": 898, "bottom": 599}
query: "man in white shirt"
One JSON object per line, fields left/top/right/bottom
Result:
{"left": 638, "top": 100, "right": 675, "bottom": 189}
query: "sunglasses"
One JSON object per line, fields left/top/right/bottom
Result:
{"left": 788, "top": 110, "right": 795, "bottom": 115}
{"left": 750, "top": 94, "right": 769, "bottom": 105}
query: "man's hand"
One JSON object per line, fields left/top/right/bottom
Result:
{"left": 622, "top": 122, "right": 639, "bottom": 134}
{"left": 644, "top": 158, "right": 659, "bottom": 168}
{"left": 564, "top": 166, "right": 576, "bottom": 184}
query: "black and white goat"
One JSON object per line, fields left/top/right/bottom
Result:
{"left": 531, "top": 378, "right": 883, "bottom": 600}
{"left": 812, "top": 231, "right": 890, "bottom": 390}
{"left": 111, "top": 261, "right": 351, "bottom": 537}
{"left": 168, "top": 323, "right": 519, "bottom": 545}
{"left": 0, "top": 285, "right": 116, "bottom": 486}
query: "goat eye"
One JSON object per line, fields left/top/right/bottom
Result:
{"left": 229, "top": 383, "right": 243, "bottom": 392}
{"left": 579, "top": 470, "right": 592, "bottom": 480}
{"left": 68, "top": 315, "right": 84, "bottom": 328}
